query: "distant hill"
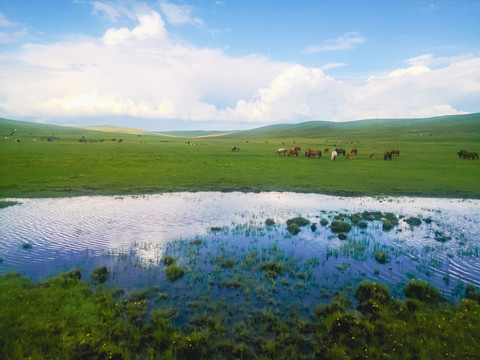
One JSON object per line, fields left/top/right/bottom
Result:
{"left": 157, "top": 130, "right": 236, "bottom": 138}
{"left": 80, "top": 125, "right": 161, "bottom": 136}
{"left": 1, "top": 113, "right": 479, "bottom": 141}
{"left": 221, "top": 113, "right": 480, "bottom": 141}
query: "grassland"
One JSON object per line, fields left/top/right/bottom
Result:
{"left": 0, "top": 114, "right": 479, "bottom": 198}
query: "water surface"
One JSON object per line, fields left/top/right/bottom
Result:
{"left": 1, "top": 192, "right": 479, "bottom": 304}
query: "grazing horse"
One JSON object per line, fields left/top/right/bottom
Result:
{"left": 346, "top": 152, "right": 356, "bottom": 159}
{"left": 288, "top": 149, "right": 299, "bottom": 157}
{"left": 232, "top": 146, "right": 240, "bottom": 151}
{"left": 464, "top": 151, "right": 479, "bottom": 159}
{"left": 350, "top": 148, "right": 358, "bottom": 155}
{"left": 276, "top": 148, "right": 287, "bottom": 156}
{"left": 305, "top": 148, "right": 322, "bottom": 159}
{"left": 370, "top": 152, "right": 376, "bottom": 159}
{"left": 384, "top": 151, "right": 392, "bottom": 160}
{"left": 458, "top": 150, "right": 467, "bottom": 159}
{"left": 293, "top": 146, "right": 301, "bottom": 151}
{"left": 335, "top": 148, "right": 345, "bottom": 156}
{"left": 391, "top": 149, "right": 400, "bottom": 157}
{"left": 323, "top": 148, "right": 329, "bottom": 153}
{"left": 331, "top": 150, "right": 338, "bottom": 160}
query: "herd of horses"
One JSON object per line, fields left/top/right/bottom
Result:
{"left": 274, "top": 147, "right": 479, "bottom": 161}
{"left": 275, "top": 146, "right": 401, "bottom": 161}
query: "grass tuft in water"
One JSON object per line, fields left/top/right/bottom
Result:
{"left": 265, "top": 218, "right": 275, "bottom": 226}
{"left": 91, "top": 265, "right": 109, "bottom": 284}
{"left": 165, "top": 264, "right": 184, "bottom": 281}
{"left": 405, "top": 217, "right": 422, "bottom": 227}
{"left": 330, "top": 221, "right": 351, "bottom": 233}
{"left": 374, "top": 251, "right": 388, "bottom": 264}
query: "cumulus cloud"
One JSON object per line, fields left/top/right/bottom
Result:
{"left": 0, "top": 8, "right": 479, "bottom": 129}
{"left": 303, "top": 32, "right": 365, "bottom": 54}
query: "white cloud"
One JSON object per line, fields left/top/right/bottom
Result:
{"left": 102, "top": 10, "right": 167, "bottom": 44}
{"left": 90, "top": 1, "right": 137, "bottom": 22}
{"left": 0, "top": 9, "right": 479, "bottom": 129}
{"left": 303, "top": 32, "right": 365, "bottom": 54}
{"left": 0, "top": 12, "right": 27, "bottom": 44}
{"left": 0, "top": 12, "right": 16, "bottom": 27}
{"left": 159, "top": 0, "right": 204, "bottom": 26}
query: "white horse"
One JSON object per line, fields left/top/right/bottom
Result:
{"left": 331, "top": 150, "right": 338, "bottom": 160}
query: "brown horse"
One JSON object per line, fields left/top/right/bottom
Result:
{"left": 370, "top": 152, "right": 376, "bottom": 159}
{"left": 391, "top": 150, "right": 400, "bottom": 157}
{"left": 288, "top": 149, "right": 299, "bottom": 157}
{"left": 276, "top": 148, "right": 287, "bottom": 156}
{"left": 384, "top": 151, "right": 392, "bottom": 160}
{"left": 293, "top": 146, "right": 301, "bottom": 151}
{"left": 350, "top": 148, "right": 358, "bottom": 155}
{"left": 463, "top": 151, "right": 479, "bottom": 159}
{"left": 346, "top": 152, "right": 356, "bottom": 159}
{"left": 323, "top": 148, "right": 329, "bottom": 153}
{"left": 306, "top": 148, "right": 322, "bottom": 159}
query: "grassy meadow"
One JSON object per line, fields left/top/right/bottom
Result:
{"left": 0, "top": 113, "right": 479, "bottom": 198}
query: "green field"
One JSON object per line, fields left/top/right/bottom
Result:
{"left": 0, "top": 114, "right": 479, "bottom": 198}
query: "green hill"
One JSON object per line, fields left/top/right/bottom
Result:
{"left": 225, "top": 113, "right": 480, "bottom": 142}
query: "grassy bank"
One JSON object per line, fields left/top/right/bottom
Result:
{"left": 0, "top": 114, "right": 479, "bottom": 198}
{"left": 1, "top": 270, "right": 479, "bottom": 359}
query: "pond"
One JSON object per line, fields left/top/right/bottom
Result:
{"left": 1, "top": 192, "right": 479, "bottom": 323}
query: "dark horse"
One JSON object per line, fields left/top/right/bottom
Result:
{"left": 384, "top": 151, "right": 392, "bottom": 160}
{"left": 335, "top": 148, "right": 346, "bottom": 156}
{"left": 391, "top": 149, "right": 400, "bottom": 157}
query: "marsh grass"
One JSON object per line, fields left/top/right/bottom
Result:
{"left": 2, "top": 207, "right": 480, "bottom": 358}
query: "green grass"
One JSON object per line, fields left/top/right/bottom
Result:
{"left": 1, "top": 114, "right": 479, "bottom": 198}
{"left": 1, "top": 271, "right": 479, "bottom": 359}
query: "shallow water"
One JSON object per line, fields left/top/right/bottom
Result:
{"left": 1, "top": 192, "right": 479, "bottom": 306}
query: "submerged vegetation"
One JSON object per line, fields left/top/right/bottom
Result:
{"left": 0, "top": 200, "right": 19, "bottom": 209}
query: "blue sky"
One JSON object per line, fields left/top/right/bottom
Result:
{"left": 0, "top": 0, "right": 479, "bottom": 130}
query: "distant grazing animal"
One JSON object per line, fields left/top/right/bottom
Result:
{"left": 346, "top": 152, "right": 356, "bottom": 159}
{"left": 232, "top": 146, "right": 238, "bottom": 151}
{"left": 276, "top": 148, "right": 287, "bottom": 156}
{"left": 288, "top": 149, "right": 299, "bottom": 157}
{"left": 335, "top": 148, "right": 345, "bottom": 156}
{"left": 370, "top": 152, "right": 376, "bottom": 159}
{"left": 463, "top": 151, "right": 479, "bottom": 160}
{"left": 293, "top": 146, "right": 301, "bottom": 151}
{"left": 331, "top": 150, "right": 338, "bottom": 160}
{"left": 323, "top": 148, "right": 329, "bottom": 153}
{"left": 457, "top": 150, "right": 467, "bottom": 159}
{"left": 350, "top": 149, "right": 358, "bottom": 155}
{"left": 305, "top": 148, "right": 322, "bottom": 159}
{"left": 391, "top": 149, "right": 400, "bottom": 157}
{"left": 384, "top": 151, "right": 392, "bottom": 160}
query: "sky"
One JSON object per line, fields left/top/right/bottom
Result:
{"left": 0, "top": 0, "right": 479, "bottom": 131}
